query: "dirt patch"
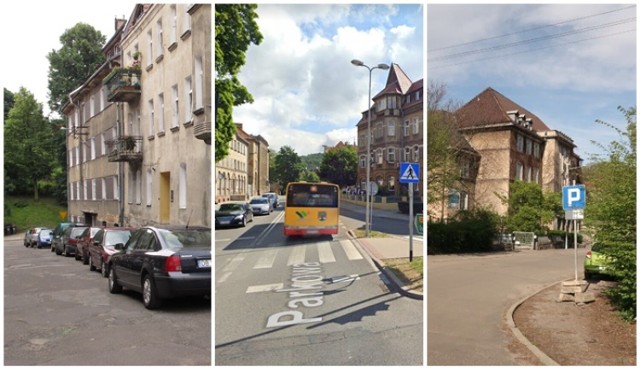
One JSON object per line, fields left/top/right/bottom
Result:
{"left": 512, "top": 280, "right": 636, "bottom": 365}
{"left": 383, "top": 257, "right": 423, "bottom": 293}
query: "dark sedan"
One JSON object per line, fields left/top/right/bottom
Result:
{"left": 108, "top": 225, "right": 211, "bottom": 309}
{"left": 89, "top": 227, "right": 134, "bottom": 278}
{"left": 215, "top": 201, "right": 253, "bottom": 228}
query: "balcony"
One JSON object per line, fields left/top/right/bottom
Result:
{"left": 194, "top": 120, "right": 211, "bottom": 144}
{"left": 105, "top": 136, "right": 143, "bottom": 163}
{"left": 103, "top": 68, "right": 141, "bottom": 103}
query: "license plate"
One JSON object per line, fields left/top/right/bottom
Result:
{"left": 219, "top": 220, "right": 230, "bottom": 225}
{"left": 198, "top": 259, "right": 211, "bottom": 268}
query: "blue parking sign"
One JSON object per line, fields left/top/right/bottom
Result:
{"left": 562, "top": 185, "right": 586, "bottom": 210}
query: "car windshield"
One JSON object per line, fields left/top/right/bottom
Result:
{"left": 219, "top": 203, "right": 243, "bottom": 211}
{"left": 105, "top": 230, "right": 132, "bottom": 246}
{"left": 250, "top": 198, "right": 268, "bottom": 204}
{"left": 158, "top": 228, "right": 212, "bottom": 251}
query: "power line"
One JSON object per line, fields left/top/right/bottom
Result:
{"left": 429, "top": 4, "right": 635, "bottom": 52}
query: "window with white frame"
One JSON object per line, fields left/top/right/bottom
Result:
{"left": 146, "top": 169, "right": 153, "bottom": 206}
{"left": 148, "top": 99, "right": 155, "bottom": 136}
{"left": 195, "top": 56, "right": 204, "bottom": 111}
{"left": 388, "top": 176, "right": 395, "bottom": 191}
{"left": 75, "top": 181, "right": 80, "bottom": 201}
{"left": 128, "top": 170, "right": 134, "bottom": 204}
{"left": 516, "top": 134, "right": 524, "bottom": 152}
{"left": 387, "top": 96, "right": 396, "bottom": 109}
{"left": 170, "top": 5, "right": 177, "bottom": 45}
{"left": 404, "top": 147, "right": 411, "bottom": 161}
{"left": 387, "top": 121, "right": 395, "bottom": 136}
{"left": 99, "top": 133, "right": 105, "bottom": 157}
{"left": 415, "top": 90, "right": 421, "bottom": 101}
{"left": 533, "top": 168, "right": 540, "bottom": 184}
{"left": 113, "top": 176, "right": 119, "bottom": 200}
{"left": 179, "top": 163, "right": 187, "bottom": 209}
{"left": 404, "top": 120, "right": 410, "bottom": 136}
{"left": 136, "top": 168, "right": 142, "bottom": 205}
{"left": 526, "top": 166, "right": 532, "bottom": 182}
{"left": 412, "top": 118, "right": 420, "bottom": 134}
{"left": 172, "top": 84, "right": 179, "bottom": 128}
{"left": 526, "top": 138, "right": 533, "bottom": 155}
{"left": 90, "top": 138, "right": 96, "bottom": 160}
{"left": 413, "top": 146, "right": 420, "bottom": 161}
{"left": 156, "top": 19, "right": 163, "bottom": 58}
{"left": 91, "top": 179, "right": 97, "bottom": 200}
{"left": 376, "top": 98, "right": 386, "bottom": 112}
{"left": 184, "top": 76, "right": 192, "bottom": 122}
{"left": 533, "top": 142, "right": 541, "bottom": 158}
{"left": 158, "top": 93, "right": 165, "bottom": 132}
{"left": 387, "top": 147, "right": 395, "bottom": 162}
{"left": 182, "top": 5, "right": 191, "bottom": 34}
{"left": 84, "top": 180, "right": 89, "bottom": 201}
{"left": 376, "top": 149, "right": 383, "bottom": 164}
{"left": 90, "top": 96, "right": 95, "bottom": 117}
{"left": 515, "top": 162, "right": 524, "bottom": 180}
{"left": 102, "top": 178, "right": 107, "bottom": 200}
{"left": 448, "top": 190, "right": 460, "bottom": 209}
{"left": 147, "top": 30, "right": 153, "bottom": 66}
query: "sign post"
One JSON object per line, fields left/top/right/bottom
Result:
{"left": 562, "top": 185, "right": 586, "bottom": 281}
{"left": 399, "top": 162, "right": 420, "bottom": 262}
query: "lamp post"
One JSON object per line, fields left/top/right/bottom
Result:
{"left": 351, "top": 59, "right": 389, "bottom": 237}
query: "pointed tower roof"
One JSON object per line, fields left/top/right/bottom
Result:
{"left": 373, "top": 63, "right": 413, "bottom": 99}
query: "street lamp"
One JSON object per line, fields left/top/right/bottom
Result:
{"left": 351, "top": 59, "right": 389, "bottom": 237}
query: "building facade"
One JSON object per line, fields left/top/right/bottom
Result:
{"left": 215, "top": 131, "right": 249, "bottom": 203}
{"left": 356, "top": 64, "right": 424, "bottom": 198}
{"left": 235, "top": 123, "right": 270, "bottom": 198}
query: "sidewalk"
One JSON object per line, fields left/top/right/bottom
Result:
{"left": 342, "top": 200, "right": 423, "bottom": 300}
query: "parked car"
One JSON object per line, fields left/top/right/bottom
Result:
{"left": 56, "top": 226, "right": 88, "bottom": 257}
{"left": 215, "top": 201, "right": 253, "bottom": 228}
{"left": 584, "top": 243, "right": 619, "bottom": 280}
{"left": 249, "top": 197, "right": 272, "bottom": 215}
{"left": 36, "top": 228, "right": 54, "bottom": 249}
{"left": 75, "top": 226, "right": 103, "bottom": 263}
{"left": 262, "top": 192, "right": 279, "bottom": 208}
{"left": 26, "top": 227, "right": 44, "bottom": 248}
{"left": 108, "top": 225, "right": 211, "bottom": 309}
{"left": 89, "top": 227, "right": 134, "bottom": 278}
{"left": 51, "top": 222, "right": 79, "bottom": 252}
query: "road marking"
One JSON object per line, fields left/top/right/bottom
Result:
{"left": 317, "top": 241, "right": 335, "bottom": 263}
{"left": 218, "top": 272, "right": 232, "bottom": 284}
{"left": 253, "top": 212, "right": 285, "bottom": 246}
{"left": 217, "top": 253, "right": 246, "bottom": 283}
{"left": 287, "top": 245, "right": 306, "bottom": 266}
{"left": 253, "top": 249, "right": 279, "bottom": 269}
{"left": 340, "top": 240, "right": 363, "bottom": 260}
{"left": 246, "top": 283, "right": 283, "bottom": 293}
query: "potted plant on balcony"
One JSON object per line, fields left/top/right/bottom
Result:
{"left": 123, "top": 136, "right": 136, "bottom": 151}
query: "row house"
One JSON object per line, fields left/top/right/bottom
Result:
{"left": 64, "top": 4, "right": 212, "bottom": 228}
{"left": 215, "top": 123, "right": 270, "bottom": 204}
{"left": 447, "top": 87, "right": 581, "bottom": 220}
{"left": 356, "top": 63, "right": 424, "bottom": 197}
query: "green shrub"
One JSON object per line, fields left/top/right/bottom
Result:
{"left": 427, "top": 209, "right": 498, "bottom": 254}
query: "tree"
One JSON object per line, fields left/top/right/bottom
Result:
{"left": 215, "top": 4, "right": 263, "bottom": 162}
{"left": 4, "top": 88, "right": 14, "bottom": 120}
{"left": 318, "top": 146, "right": 357, "bottom": 187}
{"left": 4, "top": 88, "right": 54, "bottom": 200}
{"left": 585, "top": 106, "right": 636, "bottom": 320}
{"left": 47, "top": 23, "right": 106, "bottom": 113}
{"left": 273, "top": 146, "right": 303, "bottom": 189}
{"left": 502, "top": 181, "right": 556, "bottom": 234}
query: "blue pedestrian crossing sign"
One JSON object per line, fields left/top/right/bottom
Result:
{"left": 399, "top": 162, "right": 420, "bottom": 184}
{"left": 562, "top": 185, "right": 586, "bottom": 210}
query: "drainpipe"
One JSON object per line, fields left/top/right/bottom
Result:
{"left": 68, "top": 92, "right": 83, "bottom": 223}
{"left": 116, "top": 102, "right": 125, "bottom": 226}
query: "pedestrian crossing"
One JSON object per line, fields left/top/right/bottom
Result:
{"left": 216, "top": 239, "right": 367, "bottom": 285}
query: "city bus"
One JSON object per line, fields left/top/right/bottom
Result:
{"left": 283, "top": 181, "right": 340, "bottom": 236}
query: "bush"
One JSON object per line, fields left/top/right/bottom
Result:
{"left": 546, "top": 229, "right": 583, "bottom": 246}
{"left": 598, "top": 241, "right": 636, "bottom": 321}
{"left": 427, "top": 209, "right": 498, "bottom": 254}
{"left": 398, "top": 201, "right": 423, "bottom": 214}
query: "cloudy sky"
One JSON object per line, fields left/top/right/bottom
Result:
{"left": 428, "top": 3, "right": 636, "bottom": 163}
{"left": 233, "top": 4, "right": 424, "bottom": 156}
{"left": 1, "top": 1, "right": 135, "bottom": 117}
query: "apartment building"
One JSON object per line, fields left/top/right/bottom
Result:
{"left": 236, "top": 123, "right": 270, "bottom": 198}
{"left": 356, "top": 63, "right": 424, "bottom": 198}
{"left": 453, "top": 87, "right": 582, "bottom": 216}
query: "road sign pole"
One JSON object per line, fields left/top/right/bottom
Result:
{"left": 574, "top": 219, "right": 578, "bottom": 281}
{"left": 409, "top": 182, "right": 413, "bottom": 262}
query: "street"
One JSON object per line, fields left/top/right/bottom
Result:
{"left": 215, "top": 202, "right": 423, "bottom": 365}
{"left": 427, "top": 248, "right": 583, "bottom": 365}
{"left": 4, "top": 236, "right": 211, "bottom": 365}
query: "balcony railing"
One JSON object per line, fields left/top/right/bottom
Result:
{"left": 103, "top": 68, "right": 141, "bottom": 103}
{"left": 105, "top": 136, "right": 143, "bottom": 163}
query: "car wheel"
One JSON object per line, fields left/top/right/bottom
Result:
{"left": 240, "top": 217, "right": 246, "bottom": 227}
{"left": 142, "top": 274, "right": 161, "bottom": 309}
{"left": 74, "top": 251, "right": 81, "bottom": 260}
{"left": 55, "top": 247, "right": 62, "bottom": 255}
{"left": 82, "top": 252, "right": 89, "bottom": 265}
{"left": 89, "top": 257, "right": 97, "bottom": 271}
{"left": 108, "top": 267, "right": 123, "bottom": 294}
{"left": 101, "top": 261, "right": 109, "bottom": 278}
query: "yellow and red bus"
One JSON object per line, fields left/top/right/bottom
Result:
{"left": 283, "top": 181, "right": 340, "bottom": 236}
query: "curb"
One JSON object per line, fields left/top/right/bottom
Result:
{"left": 347, "top": 230, "right": 423, "bottom": 300}
{"left": 506, "top": 280, "right": 562, "bottom": 366}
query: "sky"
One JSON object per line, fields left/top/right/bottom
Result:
{"left": 233, "top": 3, "right": 424, "bottom": 156}
{"left": 1, "top": 1, "right": 136, "bottom": 118}
{"left": 427, "top": 3, "right": 637, "bottom": 164}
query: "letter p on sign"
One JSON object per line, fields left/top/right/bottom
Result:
{"left": 562, "top": 185, "right": 586, "bottom": 210}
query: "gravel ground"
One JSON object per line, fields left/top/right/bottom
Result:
{"left": 512, "top": 279, "right": 636, "bottom": 365}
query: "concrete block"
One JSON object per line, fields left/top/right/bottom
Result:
{"left": 575, "top": 292, "right": 595, "bottom": 304}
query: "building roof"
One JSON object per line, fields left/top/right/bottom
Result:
{"left": 373, "top": 63, "right": 413, "bottom": 99}
{"left": 456, "top": 87, "right": 551, "bottom": 132}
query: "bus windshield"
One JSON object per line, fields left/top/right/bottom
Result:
{"left": 286, "top": 183, "right": 338, "bottom": 208}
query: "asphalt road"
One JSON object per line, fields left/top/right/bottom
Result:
{"left": 214, "top": 204, "right": 423, "bottom": 365}
{"left": 427, "top": 248, "right": 583, "bottom": 365}
{"left": 4, "top": 235, "right": 211, "bottom": 365}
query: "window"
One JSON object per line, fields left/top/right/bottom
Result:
{"left": 377, "top": 98, "right": 386, "bottom": 112}
{"left": 413, "top": 146, "right": 420, "bottom": 161}
{"left": 170, "top": 5, "right": 178, "bottom": 45}
{"left": 533, "top": 142, "right": 541, "bottom": 158}
{"left": 146, "top": 169, "right": 153, "bottom": 206}
{"left": 171, "top": 84, "right": 179, "bottom": 128}
{"left": 156, "top": 19, "right": 163, "bottom": 58}
{"left": 448, "top": 190, "right": 460, "bottom": 209}
{"left": 147, "top": 30, "right": 153, "bottom": 66}
{"left": 412, "top": 118, "right": 420, "bottom": 134}
{"left": 516, "top": 134, "right": 524, "bottom": 152}
{"left": 102, "top": 178, "right": 107, "bottom": 200}
{"left": 526, "top": 166, "right": 532, "bottom": 182}
{"left": 195, "top": 56, "right": 204, "bottom": 111}
{"left": 179, "top": 163, "right": 187, "bottom": 209}
{"left": 387, "top": 121, "right": 395, "bottom": 136}
{"left": 182, "top": 5, "right": 191, "bottom": 34}
{"left": 387, "top": 148, "right": 395, "bottom": 163}
{"left": 90, "top": 138, "right": 96, "bottom": 160}
{"left": 128, "top": 170, "right": 134, "bottom": 204}
{"left": 533, "top": 168, "right": 540, "bottom": 184}
{"left": 158, "top": 93, "right": 165, "bottom": 132}
{"left": 360, "top": 155, "right": 366, "bottom": 168}
{"left": 136, "top": 169, "right": 142, "bottom": 205}
{"left": 148, "top": 99, "right": 155, "bottom": 136}
{"left": 515, "top": 162, "right": 524, "bottom": 180}
{"left": 526, "top": 138, "right": 533, "bottom": 155}
{"left": 113, "top": 176, "right": 119, "bottom": 200}
{"left": 100, "top": 87, "right": 106, "bottom": 112}
{"left": 90, "top": 96, "right": 95, "bottom": 117}
{"left": 404, "top": 120, "right": 410, "bottom": 136}
{"left": 404, "top": 147, "right": 411, "bottom": 161}
{"left": 388, "top": 176, "right": 395, "bottom": 191}
{"left": 92, "top": 179, "right": 97, "bottom": 201}
{"left": 100, "top": 133, "right": 105, "bottom": 157}
{"left": 460, "top": 158, "right": 471, "bottom": 178}
{"left": 184, "top": 76, "right": 192, "bottom": 123}
{"left": 415, "top": 90, "right": 421, "bottom": 101}
{"left": 376, "top": 149, "right": 383, "bottom": 164}
{"left": 405, "top": 94, "right": 411, "bottom": 104}
{"left": 387, "top": 96, "right": 396, "bottom": 109}
{"left": 76, "top": 181, "right": 80, "bottom": 201}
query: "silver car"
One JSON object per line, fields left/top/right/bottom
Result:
{"left": 249, "top": 197, "right": 272, "bottom": 215}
